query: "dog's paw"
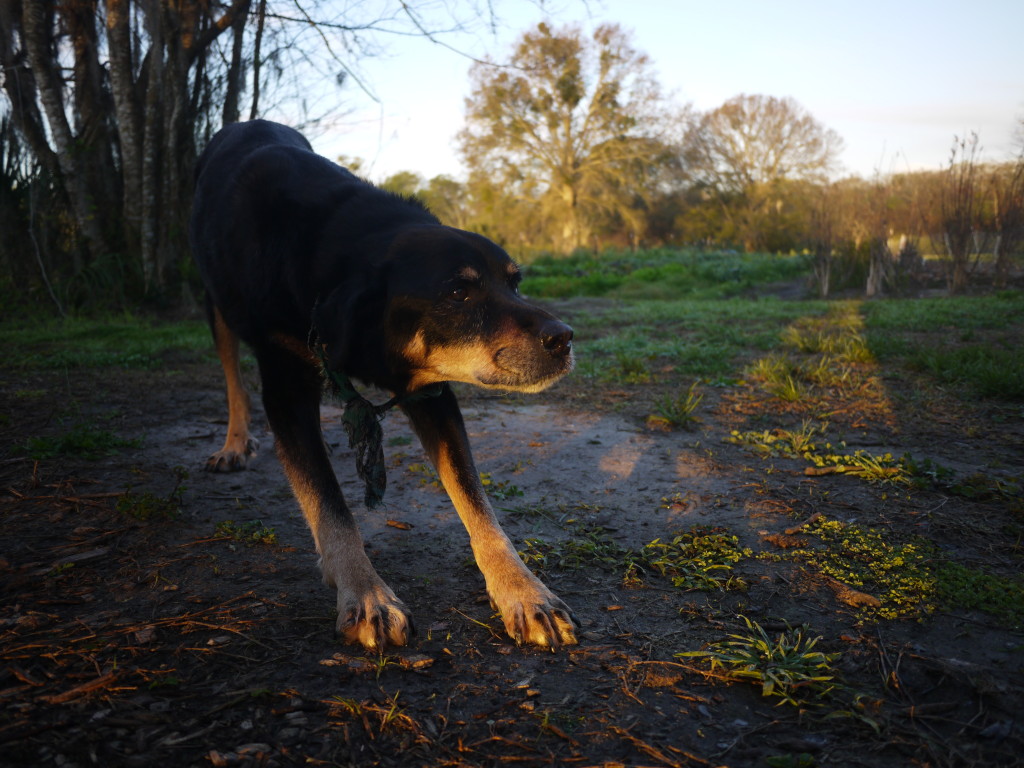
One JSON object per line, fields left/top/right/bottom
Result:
{"left": 489, "top": 572, "right": 579, "bottom": 649}
{"left": 205, "top": 437, "right": 259, "bottom": 472}
{"left": 335, "top": 585, "right": 414, "bottom": 651}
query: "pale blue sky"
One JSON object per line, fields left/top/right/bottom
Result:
{"left": 309, "top": 0, "right": 1024, "bottom": 182}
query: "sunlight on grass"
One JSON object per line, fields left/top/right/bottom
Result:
{"left": 677, "top": 616, "right": 839, "bottom": 706}
{"left": 520, "top": 522, "right": 751, "bottom": 592}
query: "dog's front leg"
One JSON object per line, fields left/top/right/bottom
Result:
{"left": 403, "top": 387, "right": 578, "bottom": 648}
{"left": 257, "top": 348, "right": 413, "bottom": 651}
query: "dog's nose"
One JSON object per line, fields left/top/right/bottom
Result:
{"left": 540, "top": 321, "right": 573, "bottom": 357}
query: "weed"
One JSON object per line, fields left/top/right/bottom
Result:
{"left": 780, "top": 516, "right": 936, "bottom": 620}
{"left": 520, "top": 524, "right": 628, "bottom": 572}
{"left": 678, "top": 616, "right": 839, "bottom": 707}
{"left": 779, "top": 515, "right": 1024, "bottom": 625}
{"left": 26, "top": 422, "right": 140, "bottom": 460}
{"left": 117, "top": 466, "right": 187, "bottom": 521}
{"left": 650, "top": 381, "right": 704, "bottom": 429}
{"left": 522, "top": 522, "right": 750, "bottom": 592}
{"left": 807, "top": 449, "right": 911, "bottom": 485}
{"left": 627, "top": 526, "right": 751, "bottom": 591}
{"left": 214, "top": 520, "right": 279, "bottom": 546}
{"left": 610, "top": 351, "right": 651, "bottom": 384}
{"left": 479, "top": 472, "right": 524, "bottom": 500}
{"left": 746, "top": 354, "right": 808, "bottom": 402}
{"left": 407, "top": 462, "right": 441, "bottom": 487}
{"left": 726, "top": 422, "right": 821, "bottom": 459}
{"left": 728, "top": 425, "right": 908, "bottom": 486}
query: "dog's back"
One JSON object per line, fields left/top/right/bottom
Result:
{"left": 190, "top": 120, "right": 436, "bottom": 342}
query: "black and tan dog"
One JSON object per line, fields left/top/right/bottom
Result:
{"left": 189, "top": 120, "right": 578, "bottom": 650}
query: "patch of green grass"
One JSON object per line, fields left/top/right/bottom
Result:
{"left": 215, "top": 519, "right": 279, "bottom": 546}
{"left": 649, "top": 381, "right": 704, "bottom": 429}
{"left": 626, "top": 526, "right": 751, "bottom": 591}
{"left": 862, "top": 292, "right": 1024, "bottom": 400}
{"left": 520, "top": 524, "right": 628, "bottom": 572}
{"left": 726, "top": 421, "right": 821, "bottom": 459}
{"left": 905, "top": 344, "right": 1024, "bottom": 399}
{"left": 678, "top": 616, "right": 840, "bottom": 707}
{"left": 774, "top": 515, "right": 1024, "bottom": 626}
{"left": 117, "top": 490, "right": 181, "bottom": 521}
{"left": 861, "top": 292, "right": 1023, "bottom": 334}
{"left": 0, "top": 317, "right": 212, "bottom": 370}
{"left": 567, "top": 298, "right": 830, "bottom": 382}
{"left": 479, "top": 472, "right": 524, "bottom": 500}
{"left": 117, "top": 466, "right": 187, "bottom": 521}
{"left": 934, "top": 561, "right": 1024, "bottom": 626}
{"left": 26, "top": 422, "right": 140, "bottom": 460}
{"left": 521, "top": 248, "right": 810, "bottom": 300}
{"left": 521, "top": 522, "right": 750, "bottom": 592}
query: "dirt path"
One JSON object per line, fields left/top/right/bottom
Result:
{"left": 2, "top": 355, "right": 1022, "bottom": 767}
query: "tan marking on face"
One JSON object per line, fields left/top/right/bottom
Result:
{"left": 458, "top": 266, "right": 481, "bottom": 281}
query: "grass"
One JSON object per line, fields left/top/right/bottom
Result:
{"left": 678, "top": 616, "right": 840, "bottom": 707}
{"left": 626, "top": 526, "right": 751, "bottom": 591}
{"left": 568, "top": 298, "right": 831, "bottom": 383}
{"left": 214, "top": 520, "right": 279, "bottom": 546}
{"left": 649, "top": 381, "right": 704, "bottom": 429}
{"left": 117, "top": 467, "right": 188, "bottom": 521}
{"left": 521, "top": 248, "right": 810, "bottom": 301}
{"left": 26, "top": 421, "right": 140, "bottom": 460}
{"left": 520, "top": 521, "right": 751, "bottom": 591}
{"left": 772, "top": 515, "right": 1024, "bottom": 625}
{"left": 861, "top": 291, "right": 1024, "bottom": 400}
{"left": 0, "top": 316, "right": 212, "bottom": 370}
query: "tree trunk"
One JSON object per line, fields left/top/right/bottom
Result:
{"left": 106, "top": 0, "right": 143, "bottom": 257}
{"left": 222, "top": 5, "right": 247, "bottom": 124}
{"left": 21, "top": 0, "right": 112, "bottom": 260}
{"left": 140, "top": 2, "right": 165, "bottom": 291}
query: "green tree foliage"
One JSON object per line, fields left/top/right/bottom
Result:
{"left": 458, "top": 22, "right": 681, "bottom": 252}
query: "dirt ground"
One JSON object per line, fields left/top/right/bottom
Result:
{"left": 2, "top": 307, "right": 1023, "bottom": 768}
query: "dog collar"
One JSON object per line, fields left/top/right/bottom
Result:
{"left": 314, "top": 342, "right": 442, "bottom": 509}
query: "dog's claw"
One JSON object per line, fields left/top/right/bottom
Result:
{"left": 335, "top": 590, "right": 413, "bottom": 651}
{"left": 205, "top": 437, "right": 259, "bottom": 472}
{"left": 490, "top": 580, "right": 579, "bottom": 650}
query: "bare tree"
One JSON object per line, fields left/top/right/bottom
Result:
{"left": 686, "top": 94, "right": 843, "bottom": 193}
{"left": 939, "top": 133, "right": 995, "bottom": 294}
{"left": 1, "top": 0, "right": 502, "bottom": 305}
{"left": 684, "top": 94, "right": 842, "bottom": 252}
{"left": 991, "top": 146, "right": 1024, "bottom": 288}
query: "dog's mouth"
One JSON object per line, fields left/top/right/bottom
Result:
{"left": 402, "top": 329, "right": 574, "bottom": 393}
{"left": 484, "top": 344, "right": 574, "bottom": 392}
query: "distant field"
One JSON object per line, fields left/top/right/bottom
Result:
{"left": 520, "top": 247, "right": 811, "bottom": 300}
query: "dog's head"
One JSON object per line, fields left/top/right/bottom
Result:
{"left": 316, "top": 226, "right": 573, "bottom": 394}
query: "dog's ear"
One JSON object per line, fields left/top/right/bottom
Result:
{"left": 313, "top": 271, "right": 385, "bottom": 373}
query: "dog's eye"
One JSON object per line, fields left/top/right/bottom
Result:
{"left": 449, "top": 286, "right": 470, "bottom": 303}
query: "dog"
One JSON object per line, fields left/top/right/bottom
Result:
{"left": 189, "top": 120, "right": 578, "bottom": 650}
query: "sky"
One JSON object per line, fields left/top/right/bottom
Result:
{"left": 308, "top": 0, "right": 1024, "bottom": 183}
